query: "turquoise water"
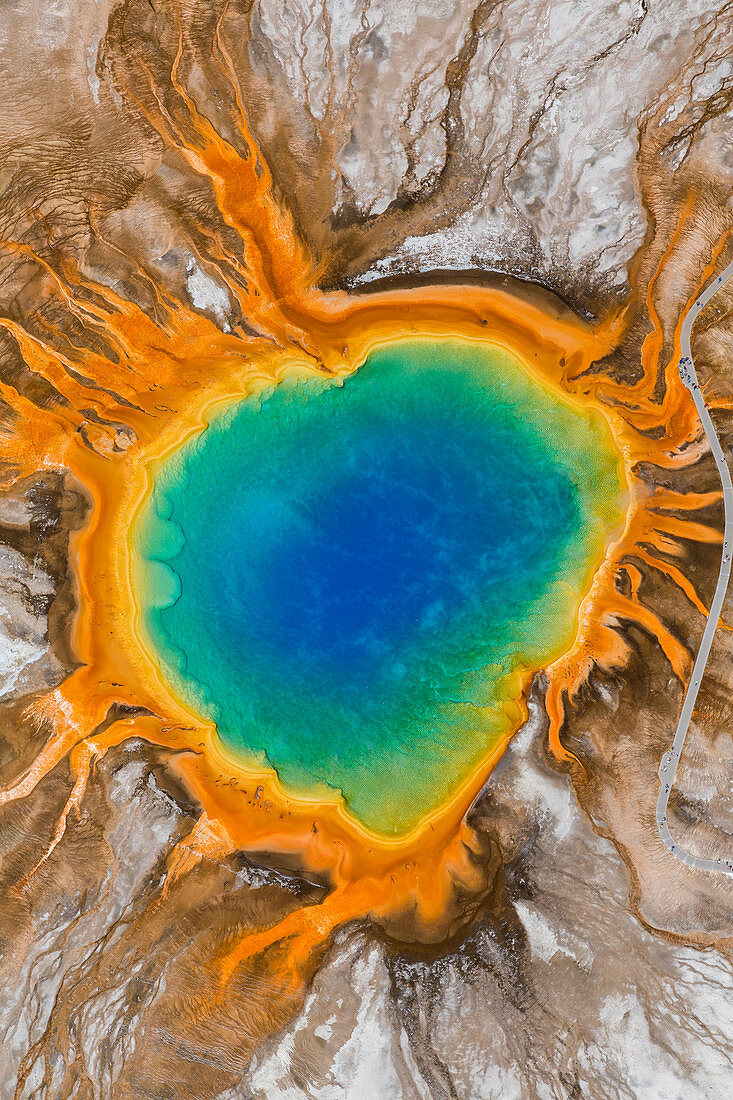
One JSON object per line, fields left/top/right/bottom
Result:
{"left": 135, "top": 339, "right": 622, "bottom": 834}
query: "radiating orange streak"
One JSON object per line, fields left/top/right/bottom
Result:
{"left": 606, "top": 592, "right": 691, "bottom": 680}
{"left": 0, "top": 317, "right": 118, "bottom": 417}
{"left": 161, "top": 812, "right": 235, "bottom": 899}
{"left": 0, "top": 247, "right": 182, "bottom": 401}
{"left": 648, "top": 488, "right": 722, "bottom": 511}
{"left": 650, "top": 513, "right": 722, "bottom": 544}
{"left": 0, "top": 685, "right": 104, "bottom": 809}
{"left": 219, "top": 880, "right": 391, "bottom": 987}
{"left": 632, "top": 548, "right": 709, "bottom": 617}
{"left": 544, "top": 681, "right": 581, "bottom": 766}
{"left": 0, "top": 240, "right": 114, "bottom": 330}
{"left": 0, "top": 372, "right": 71, "bottom": 433}
{"left": 0, "top": 366, "right": 86, "bottom": 477}
{"left": 623, "top": 562, "right": 643, "bottom": 599}
{"left": 14, "top": 739, "right": 101, "bottom": 889}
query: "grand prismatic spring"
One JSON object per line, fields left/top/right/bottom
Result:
{"left": 135, "top": 340, "right": 623, "bottom": 836}
{"left": 1, "top": 1, "right": 733, "bottom": 1095}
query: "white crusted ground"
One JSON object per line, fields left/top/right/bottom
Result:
{"left": 232, "top": 699, "right": 733, "bottom": 1100}
{"left": 0, "top": 545, "right": 60, "bottom": 703}
{"left": 251, "top": 0, "right": 729, "bottom": 298}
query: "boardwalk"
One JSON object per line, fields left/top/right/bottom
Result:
{"left": 656, "top": 257, "right": 733, "bottom": 877}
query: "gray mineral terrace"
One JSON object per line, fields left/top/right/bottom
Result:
{"left": 656, "top": 256, "right": 733, "bottom": 877}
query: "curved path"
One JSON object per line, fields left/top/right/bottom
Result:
{"left": 656, "top": 256, "right": 733, "bottom": 876}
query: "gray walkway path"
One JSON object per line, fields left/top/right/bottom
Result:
{"left": 656, "top": 256, "right": 733, "bottom": 876}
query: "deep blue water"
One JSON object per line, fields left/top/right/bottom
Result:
{"left": 135, "top": 339, "right": 621, "bottom": 833}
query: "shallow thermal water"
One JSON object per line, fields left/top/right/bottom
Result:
{"left": 134, "top": 339, "right": 622, "bottom": 834}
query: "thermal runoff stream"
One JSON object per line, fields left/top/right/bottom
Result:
{"left": 135, "top": 338, "right": 623, "bottom": 835}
